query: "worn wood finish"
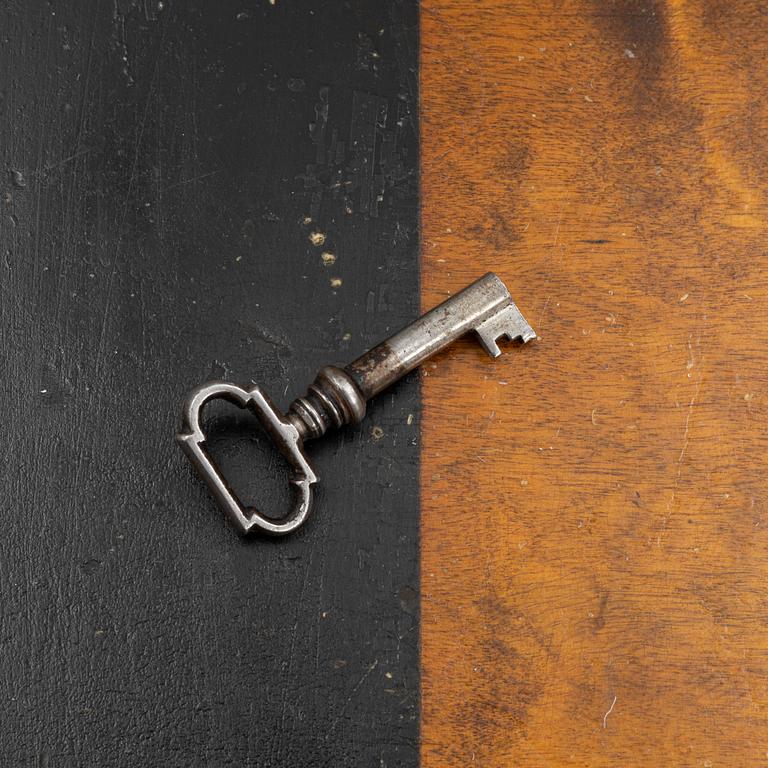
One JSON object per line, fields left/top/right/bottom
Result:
{"left": 0, "top": 2, "right": 419, "bottom": 764}
{"left": 421, "top": 1, "right": 768, "bottom": 764}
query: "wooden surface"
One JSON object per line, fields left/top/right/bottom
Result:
{"left": 0, "top": 2, "right": 419, "bottom": 764}
{"left": 420, "top": 1, "right": 768, "bottom": 764}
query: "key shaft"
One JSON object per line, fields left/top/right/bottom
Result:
{"left": 347, "top": 272, "right": 535, "bottom": 399}
{"left": 286, "top": 273, "right": 535, "bottom": 441}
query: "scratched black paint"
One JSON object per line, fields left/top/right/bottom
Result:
{"left": 0, "top": 1, "right": 418, "bottom": 765}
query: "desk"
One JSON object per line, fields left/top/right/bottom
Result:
{"left": 0, "top": 2, "right": 418, "bottom": 764}
{"left": 422, "top": 2, "right": 768, "bottom": 765}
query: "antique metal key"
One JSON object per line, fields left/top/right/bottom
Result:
{"left": 177, "top": 272, "right": 536, "bottom": 535}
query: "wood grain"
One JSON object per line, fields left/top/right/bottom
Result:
{"left": 420, "top": 1, "right": 768, "bottom": 764}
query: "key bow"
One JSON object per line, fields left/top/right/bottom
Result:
{"left": 176, "top": 381, "right": 317, "bottom": 535}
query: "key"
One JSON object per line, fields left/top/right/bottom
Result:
{"left": 177, "top": 272, "right": 536, "bottom": 536}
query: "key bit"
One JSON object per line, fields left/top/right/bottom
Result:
{"left": 177, "top": 272, "right": 536, "bottom": 536}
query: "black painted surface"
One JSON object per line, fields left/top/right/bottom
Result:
{"left": 0, "top": 2, "right": 418, "bottom": 765}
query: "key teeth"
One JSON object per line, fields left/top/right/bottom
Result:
{"left": 478, "top": 334, "right": 503, "bottom": 358}
{"left": 475, "top": 302, "right": 536, "bottom": 359}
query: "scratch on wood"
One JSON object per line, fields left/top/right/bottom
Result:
{"left": 325, "top": 659, "right": 380, "bottom": 738}
{"left": 603, "top": 695, "right": 617, "bottom": 729}
{"left": 301, "top": 87, "right": 412, "bottom": 221}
